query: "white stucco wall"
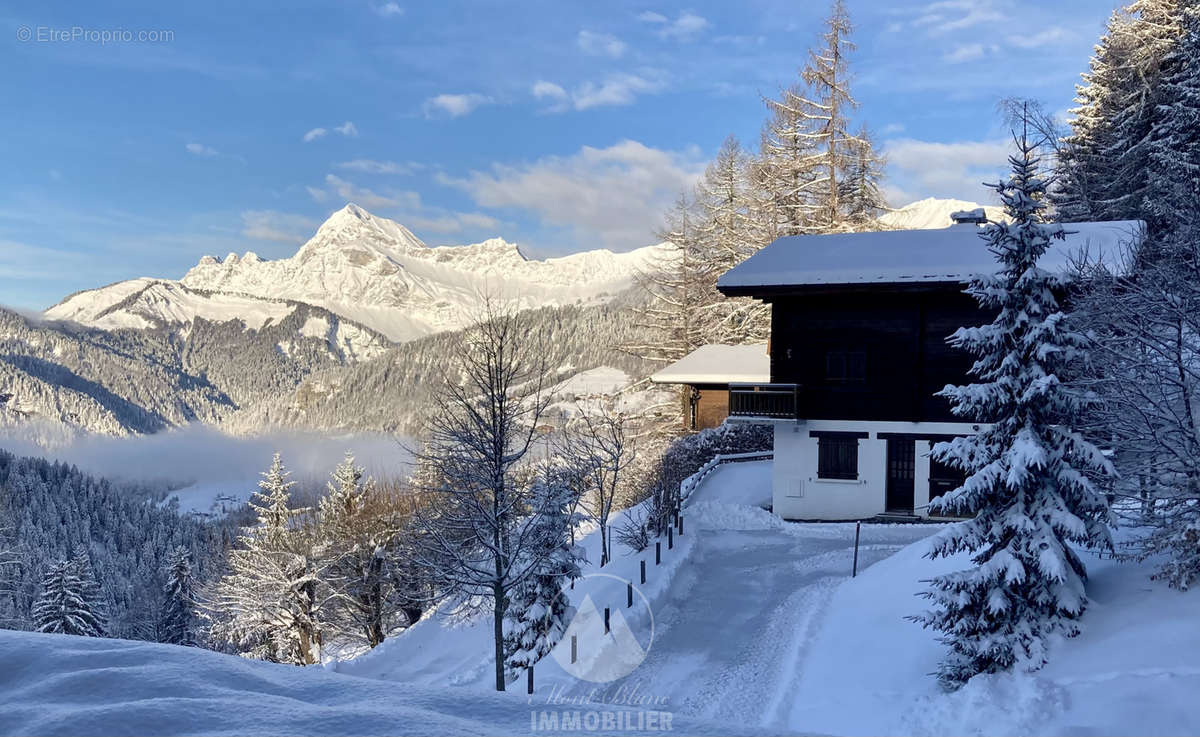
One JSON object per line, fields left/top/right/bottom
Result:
{"left": 771, "top": 419, "right": 979, "bottom": 521}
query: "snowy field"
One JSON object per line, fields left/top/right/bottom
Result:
{"left": 2, "top": 459, "right": 1197, "bottom": 735}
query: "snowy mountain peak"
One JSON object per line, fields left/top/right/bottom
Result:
{"left": 306, "top": 203, "right": 426, "bottom": 255}
{"left": 879, "top": 197, "right": 1006, "bottom": 230}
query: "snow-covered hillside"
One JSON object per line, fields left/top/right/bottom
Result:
{"left": 48, "top": 204, "right": 667, "bottom": 343}
{"left": 879, "top": 197, "right": 1006, "bottom": 230}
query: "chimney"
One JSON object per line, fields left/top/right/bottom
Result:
{"left": 949, "top": 208, "right": 987, "bottom": 225}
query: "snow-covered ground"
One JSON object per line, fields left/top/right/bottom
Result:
{"left": 0, "top": 630, "right": 743, "bottom": 736}
{"left": 4, "top": 457, "right": 1197, "bottom": 735}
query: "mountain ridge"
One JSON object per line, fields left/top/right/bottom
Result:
{"left": 48, "top": 203, "right": 667, "bottom": 343}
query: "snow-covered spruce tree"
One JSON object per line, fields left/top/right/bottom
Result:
{"left": 318, "top": 456, "right": 407, "bottom": 649}
{"left": 209, "top": 453, "right": 325, "bottom": 665}
{"left": 1142, "top": 2, "right": 1200, "bottom": 242}
{"left": 160, "top": 546, "right": 198, "bottom": 646}
{"left": 1056, "top": 0, "right": 1185, "bottom": 223}
{"left": 32, "top": 555, "right": 107, "bottom": 637}
{"left": 411, "top": 302, "right": 573, "bottom": 691}
{"left": 912, "top": 135, "right": 1113, "bottom": 690}
{"left": 502, "top": 468, "right": 585, "bottom": 681}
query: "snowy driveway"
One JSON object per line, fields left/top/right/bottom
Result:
{"left": 599, "top": 461, "right": 941, "bottom": 730}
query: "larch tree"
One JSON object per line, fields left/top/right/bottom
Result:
{"left": 563, "top": 400, "right": 636, "bottom": 565}
{"left": 758, "top": 0, "right": 879, "bottom": 235}
{"left": 912, "top": 133, "right": 1113, "bottom": 690}
{"left": 411, "top": 303, "right": 571, "bottom": 691}
{"left": 319, "top": 456, "right": 405, "bottom": 649}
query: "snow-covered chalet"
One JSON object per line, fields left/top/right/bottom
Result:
{"left": 716, "top": 210, "right": 1142, "bottom": 521}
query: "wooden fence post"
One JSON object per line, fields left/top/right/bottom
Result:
{"left": 571, "top": 634, "right": 577, "bottom": 664}
{"left": 627, "top": 581, "right": 633, "bottom": 608}
{"left": 604, "top": 607, "right": 610, "bottom": 635}
{"left": 640, "top": 559, "right": 646, "bottom": 585}
{"left": 852, "top": 521, "right": 861, "bottom": 578}
{"left": 655, "top": 541, "right": 661, "bottom": 565}
{"left": 527, "top": 666, "right": 534, "bottom": 695}
{"left": 668, "top": 525, "right": 674, "bottom": 550}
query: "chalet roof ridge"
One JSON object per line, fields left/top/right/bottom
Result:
{"left": 717, "top": 219, "right": 1145, "bottom": 295}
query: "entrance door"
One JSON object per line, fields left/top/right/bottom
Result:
{"left": 885, "top": 438, "right": 915, "bottom": 514}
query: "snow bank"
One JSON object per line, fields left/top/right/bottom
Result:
{"left": 790, "top": 529, "right": 1200, "bottom": 736}
{"left": 335, "top": 503, "right": 697, "bottom": 691}
{"left": 0, "top": 629, "right": 746, "bottom": 736}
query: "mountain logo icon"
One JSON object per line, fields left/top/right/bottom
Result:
{"left": 549, "top": 573, "right": 655, "bottom": 683}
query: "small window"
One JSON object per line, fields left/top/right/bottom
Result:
{"left": 825, "top": 350, "right": 866, "bottom": 383}
{"left": 817, "top": 436, "right": 859, "bottom": 480}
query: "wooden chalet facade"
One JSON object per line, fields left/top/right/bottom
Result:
{"left": 650, "top": 344, "right": 769, "bottom": 431}
{"left": 716, "top": 214, "right": 1142, "bottom": 521}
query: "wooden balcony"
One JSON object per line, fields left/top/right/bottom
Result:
{"left": 728, "top": 383, "right": 801, "bottom": 421}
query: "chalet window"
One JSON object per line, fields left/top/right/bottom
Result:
{"left": 825, "top": 350, "right": 866, "bottom": 383}
{"left": 817, "top": 436, "right": 859, "bottom": 480}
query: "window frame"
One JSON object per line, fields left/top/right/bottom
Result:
{"left": 815, "top": 434, "right": 860, "bottom": 480}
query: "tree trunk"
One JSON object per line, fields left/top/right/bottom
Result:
{"left": 493, "top": 582, "right": 506, "bottom": 691}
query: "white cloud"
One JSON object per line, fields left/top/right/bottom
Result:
{"left": 573, "top": 72, "right": 666, "bottom": 110}
{"left": 403, "top": 211, "right": 501, "bottom": 234}
{"left": 577, "top": 30, "right": 627, "bottom": 58}
{"left": 185, "top": 142, "right": 219, "bottom": 157}
{"left": 441, "top": 139, "right": 704, "bottom": 249}
{"left": 894, "top": 0, "right": 1006, "bottom": 36}
{"left": 1007, "top": 26, "right": 1070, "bottom": 48}
{"left": 335, "top": 159, "right": 420, "bottom": 175}
{"left": 883, "top": 137, "right": 1010, "bottom": 206}
{"left": 372, "top": 2, "right": 403, "bottom": 17}
{"left": 241, "top": 210, "right": 318, "bottom": 243}
{"left": 306, "top": 186, "right": 329, "bottom": 203}
{"left": 303, "top": 122, "right": 357, "bottom": 143}
{"left": 943, "top": 43, "right": 987, "bottom": 63}
{"left": 422, "top": 93, "right": 492, "bottom": 118}
{"left": 322, "top": 174, "right": 407, "bottom": 209}
{"left": 532, "top": 80, "right": 569, "bottom": 113}
{"left": 534, "top": 71, "right": 668, "bottom": 114}
{"left": 641, "top": 11, "right": 708, "bottom": 40}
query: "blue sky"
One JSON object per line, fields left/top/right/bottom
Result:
{"left": 1, "top": 0, "right": 1121, "bottom": 309}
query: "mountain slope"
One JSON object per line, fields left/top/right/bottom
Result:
{"left": 0, "top": 304, "right": 391, "bottom": 438}
{"left": 49, "top": 204, "right": 667, "bottom": 343}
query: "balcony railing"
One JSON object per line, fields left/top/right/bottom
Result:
{"left": 728, "top": 383, "right": 800, "bottom": 421}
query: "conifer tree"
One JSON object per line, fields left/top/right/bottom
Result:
{"left": 913, "top": 134, "right": 1113, "bottom": 690}
{"left": 160, "top": 546, "right": 197, "bottom": 646}
{"left": 1056, "top": 0, "right": 1185, "bottom": 223}
{"left": 502, "top": 469, "right": 585, "bottom": 681}
{"left": 210, "top": 453, "right": 324, "bottom": 665}
{"left": 32, "top": 556, "right": 107, "bottom": 637}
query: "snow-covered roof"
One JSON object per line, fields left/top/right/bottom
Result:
{"left": 718, "top": 220, "right": 1145, "bottom": 293}
{"left": 650, "top": 344, "right": 770, "bottom": 385}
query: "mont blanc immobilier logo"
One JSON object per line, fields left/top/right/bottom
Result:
{"left": 550, "top": 572, "right": 655, "bottom": 683}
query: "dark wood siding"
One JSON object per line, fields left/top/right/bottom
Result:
{"left": 767, "top": 286, "right": 983, "bottom": 423}
{"left": 677, "top": 384, "right": 733, "bottom": 431}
